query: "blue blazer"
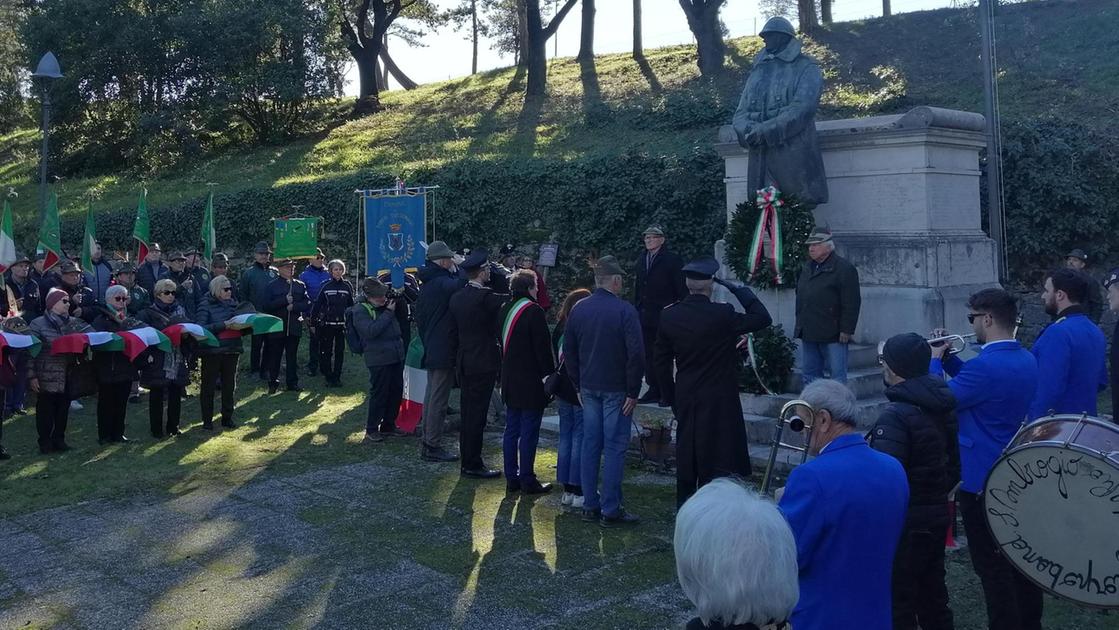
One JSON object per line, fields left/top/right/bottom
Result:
{"left": 931, "top": 341, "right": 1038, "bottom": 493}
{"left": 1028, "top": 310, "right": 1107, "bottom": 420}
{"left": 778, "top": 433, "right": 908, "bottom": 630}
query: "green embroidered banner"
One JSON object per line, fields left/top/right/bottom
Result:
{"left": 273, "top": 216, "right": 321, "bottom": 259}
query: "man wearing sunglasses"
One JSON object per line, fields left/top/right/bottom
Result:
{"left": 928, "top": 288, "right": 1041, "bottom": 630}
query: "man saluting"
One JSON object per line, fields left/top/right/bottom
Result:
{"left": 654, "top": 257, "right": 771, "bottom": 507}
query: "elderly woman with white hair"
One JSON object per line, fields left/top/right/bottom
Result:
{"left": 776, "top": 379, "right": 908, "bottom": 630}
{"left": 91, "top": 284, "right": 142, "bottom": 444}
{"left": 675, "top": 478, "right": 798, "bottom": 630}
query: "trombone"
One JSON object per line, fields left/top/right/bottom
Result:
{"left": 926, "top": 333, "right": 977, "bottom": 355}
{"left": 759, "top": 399, "right": 817, "bottom": 495}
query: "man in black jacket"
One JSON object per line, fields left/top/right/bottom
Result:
{"left": 633, "top": 226, "right": 686, "bottom": 404}
{"left": 655, "top": 257, "right": 772, "bottom": 507}
{"left": 415, "top": 241, "right": 466, "bottom": 462}
{"left": 868, "top": 332, "right": 961, "bottom": 630}
{"left": 166, "top": 251, "right": 200, "bottom": 318}
{"left": 264, "top": 259, "right": 310, "bottom": 394}
{"left": 448, "top": 249, "right": 507, "bottom": 479}
{"left": 240, "top": 241, "right": 278, "bottom": 378}
{"left": 794, "top": 227, "right": 861, "bottom": 384}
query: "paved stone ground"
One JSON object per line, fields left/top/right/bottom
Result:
{"left": 0, "top": 434, "right": 692, "bottom": 630}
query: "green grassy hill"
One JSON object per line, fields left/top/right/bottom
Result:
{"left": 0, "top": 0, "right": 1115, "bottom": 260}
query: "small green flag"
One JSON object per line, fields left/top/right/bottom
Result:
{"left": 81, "top": 197, "right": 97, "bottom": 272}
{"left": 37, "top": 192, "right": 63, "bottom": 271}
{"left": 0, "top": 197, "right": 16, "bottom": 272}
{"left": 201, "top": 190, "right": 216, "bottom": 260}
{"left": 132, "top": 187, "right": 151, "bottom": 261}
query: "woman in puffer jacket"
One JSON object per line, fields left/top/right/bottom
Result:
{"left": 91, "top": 285, "right": 142, "bottom": 444}
{"left": 137, "top": 279, "right": 191, "bottom": 438}
{"left": 195, "top": 275, "right": 243, "bottom": 431}
{"left": 29, "top": 288, "right": 93, "bottom": 454}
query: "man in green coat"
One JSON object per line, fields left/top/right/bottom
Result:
{"left": 794, "top": 228, "right": 861, "bottom": 384}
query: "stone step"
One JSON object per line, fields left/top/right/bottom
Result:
{"left": 741, "top": 393, "right": 890, "bottom": 428}
{"left": 786, "top": 366, "right": 884, "bottom": 399}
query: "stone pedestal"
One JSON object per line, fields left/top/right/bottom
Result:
{"left": 715, "top": 106, "right": 999, "bottom": 344}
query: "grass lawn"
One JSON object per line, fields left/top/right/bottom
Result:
{"left": 1, "top": 344, "right": 1114, "bottom": 628}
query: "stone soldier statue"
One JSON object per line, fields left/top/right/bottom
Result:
{"left": 732, "top": 17, "right": 829, "bottom": 205}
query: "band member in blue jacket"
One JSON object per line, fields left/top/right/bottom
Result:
{"left": 1029, "top": 268, "right": 1108, "bottom": 420}
{"left": 929, "top": 288, "right": 1041, "bottom": 630}
{"left": 777, "top": 379, "right": 908, "bottom": 630}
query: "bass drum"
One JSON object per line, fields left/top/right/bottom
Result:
{"left": 984, "top": 414, "right": 1119, "bottom": 608}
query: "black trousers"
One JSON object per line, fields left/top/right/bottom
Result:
{"left": 36, "top": 391, "right": 70, "bottom": 450}
{"left": 97, "top": 381, "right": 132, "bottom": 440}
{"left": 249, "top": 333, "right": 267, "bottom": 375}
{"left": 318, "top": 327, "right": 345, "bottom": 383}
{"left": 149, "top": 383, "right": 183, "bottom": 436}
{"left": 366, "top": 363, "right": 403, "bottom": 434}
{"left": 307, "top": 329, "right": 320, "bottom": 373}
{"left": 892, "top": 516, "right": 954, "bottom": 630}
{"left": 959, "top": 491, "right": 1043, "bottom": 630}
{"left": 266, "top": 334, "right": 301, "bottom": 388}
{"left": 201, "top": 353, "right": 239, "bottom": 425}
{"left": 641, "top": 322, "right": 661, "bottom": 398}
{"left": 459, "top": 371, "right": 496, "bottom": 470}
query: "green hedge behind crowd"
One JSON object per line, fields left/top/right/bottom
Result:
{"left": 49, "top": 150, "right": 727, "bottom": 297}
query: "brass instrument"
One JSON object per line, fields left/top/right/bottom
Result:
{"left": 759, "top": 399, "right": 817, "bottom": 495}
{"left": 927, "top": 332, "right": 977, "bottom": 355}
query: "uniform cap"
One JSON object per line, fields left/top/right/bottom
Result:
{"left": 461, "top": 248, "right": 490, "bottom": 271}
{"left": 1066, "top": 248, "right": 1088, "bottom": 262}
{"left": 682, "top": 257, "right": 720, "bottom": 280}
{"left": 426, "top": 241, "right": 454, "bottom": 261}
{"left": 58, "top": 260, "right": 81, "bottom": 274}
{"left": 168, "top": 251, "right": 187, "bottom": 262}
{"left": 253, "top": 241, "right": 272, "bottom": 254}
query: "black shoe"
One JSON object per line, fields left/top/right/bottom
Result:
{"left": 52, "top": 443, "right": 73, "bottom": 452}
{"left": 98, "top": 438, "right": 111, "bottom": 446}
{"left": 202, "top": 422, "right": 215, "bottom": 431}
{"left": 0, "top": 446, "right": 10, "bottom": 460}
{"left": 221, "top": 420, "right": 237, "bottom": 429}
{"left": 637, "top": 392, "right": 660, "bottom": 404}
{"left": 379, "top": 427, "right": 408, "bottom": 437}
{"left": 521, "top": 480, "right": 553, "bottom": 495}
{"left": 657, "top": 401, "right": 671, "bottom": 408}
{"left": 421, "top": 447, "right": 459, "bottom": 463}
{"left": 39, "top": 444, "right": 52, "bottom": 455}
{"left": 128, "top": 395, "right": 141, "bottom": 404}
{"left": 286, "top": 385, "right": 303, "bottom": 392}
{"left": 460, "top": 467, "right": 501, "bottom": 479}
{"left": 114, "top": 436, "right": 131, "bottom": 444}
{"left": 151, "top": 432, "right": 164, "bottom": 440}
{"left": 363, "top": 433, "right": 384, "bottom": 444}
{"left": 581, "top": 508, "right": 601, "bottom": 523}
{"left": 268, "top": 383, "right": 279, "bottom": 395}
{"left": 600, "top": 510, "right": 641, "bottom": 528}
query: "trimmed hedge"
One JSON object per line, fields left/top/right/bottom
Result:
{"left": 50, "top": 150, "right": 727, "bottom": 298}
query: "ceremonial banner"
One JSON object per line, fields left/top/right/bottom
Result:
{"left": 364, "top": 194, "right": 425, "bottom": 288}
{"left": 273, "top": 216, "right": 320, "bottom": 259}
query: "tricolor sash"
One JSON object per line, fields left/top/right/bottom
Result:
{"left": 501, "top": 298, "right": 534, "bottom": 356}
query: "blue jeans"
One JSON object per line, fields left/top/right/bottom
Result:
{"left": 579, "top": 389, "right": 631, "bottom": 516}
{"left": 801, "top": 341, "right": 849, "bottom": 384}
{"left": 556, "top": 401, "right": 584, "bottom": 489}
{"left": 503, "top": 407, "right": 543, "bottom": 483}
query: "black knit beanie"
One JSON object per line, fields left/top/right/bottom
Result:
{"left": 882, "top": 332, "right": 931, "bottom": 379}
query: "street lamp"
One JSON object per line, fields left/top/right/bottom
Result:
{"left": 31, "top": 51, "right": 62, "bottom": 223}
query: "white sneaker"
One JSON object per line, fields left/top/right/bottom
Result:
{"left": 561, "top": 492, "right": 573, "bottom": 507}
{"left": 70, "top": 400, "right": 83, "bottom": 411}
{"left": 571, "top": 495, "right": 585, "bottom": 510}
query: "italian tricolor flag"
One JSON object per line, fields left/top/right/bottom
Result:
{"left": 398, "top": 336, "right": 426, "bottom": 434}
{"left": 0, "top": 197, "right": 16, "bottom": 273}
{"left": 217, "top": 313, "right": 284, "bottom": 339}
{"left": 114, "top": 327, "right": 172, "bottom": 361}
{"left": 50, "top": 331, "right": 120, "bottom": 355}
{"left": 163, "top": 323, "right": 219, "bottom": 347}
{"left": 133, "top": 187, "right": 151, "bottom": 262}
{"left": 0, "top": 331, "right": 41, "bottom": 357}
{"left": 50, "top": 328, "right": 171, "bottom": 361}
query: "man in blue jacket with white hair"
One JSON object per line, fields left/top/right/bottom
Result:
{"left": 778, "top": 378, "right": 908, "bottom": 630}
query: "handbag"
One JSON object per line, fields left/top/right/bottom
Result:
{"left": 544, "top": 358, "right": 580, "bottom": 407}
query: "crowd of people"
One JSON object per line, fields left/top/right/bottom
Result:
{"left": 1, "top": 220, "right": 1112, "bottom": 629}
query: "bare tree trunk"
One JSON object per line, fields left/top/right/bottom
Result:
{"left": 797, "top": 0, "right": 819, "bottom": 32}
{"left": 632, "top": 0, "right": 643, "bottom": 58}
{"left": 820, "top": 0, "right": 833, "bottom": 24}
{"left": 577, "top": 0, "right": 595, "bottom": 62}
{"left": 375, "top": 59, "right": 388, "bottom": 92}
{"left": 471, "top": 0, "right": 479, "bottom": 74}
{"left": 380, "top": 46, "right": 419, "bottom": 90}
{"left": 678, "top": 0, "right": 726, "bottom": 76}
{"left": 525, "top": 0, "right": 579, "bottom": 96}
{"left": 381, "top": 35, "right": 391, "bottom": 89}
{"left": 517, "top": 0, "right": 529, "bottom": 67}
{"left": 882, "top": 0, "right": 891, "bottom": 17}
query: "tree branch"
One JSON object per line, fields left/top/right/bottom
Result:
{"left": 542, "top": 0, "right": 579, "bottom": 39}
{"left": 380, "top": 46, "right": 418, "bottom": 89}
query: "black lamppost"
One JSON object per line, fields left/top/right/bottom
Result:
{"left": 31, "top": 52, "right": 63, "bottom": 223}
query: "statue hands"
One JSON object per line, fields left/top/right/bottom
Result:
{"left": 744, "top": 129, "right": 765, "bottom": 148}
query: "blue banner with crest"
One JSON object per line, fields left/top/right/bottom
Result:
{"left": 364, "top": 194, "right": 426, "bottom": 288}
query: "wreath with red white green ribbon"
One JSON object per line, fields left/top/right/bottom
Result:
{"left": 724, "top": 186, "right": 815, "bottom": 290}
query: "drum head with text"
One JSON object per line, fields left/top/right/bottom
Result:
{"left": 985, "top": 444, "right": 1119, "bottom": 608}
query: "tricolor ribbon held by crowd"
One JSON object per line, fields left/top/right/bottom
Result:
{"left": 747, "top": 186, "right": 785, "bottom": 284}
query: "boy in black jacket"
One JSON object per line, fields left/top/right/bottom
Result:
{"left": 869, "top": 332, "right": 961, "bottom": 630}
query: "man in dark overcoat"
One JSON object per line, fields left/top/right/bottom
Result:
{"left": 634, "top": 225, "right": 686, "bottom": 404}
{"left": 655, "top": 257, "right": 772, "bottom": 507}
{"left": 415, "top": 241, "right": 466, "bottom": 462}
{"left": 794, "top": 227, "right": 861, "bottom": 384}
{"left": 448, "top": 248, "right": 508, "bottom": 479}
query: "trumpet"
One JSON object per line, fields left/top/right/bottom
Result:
{"left": 759, "top": 399, "right": 817, "bottom": 495}
{"left": 927, "top": 333, "right": 977, "bottom": 355}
